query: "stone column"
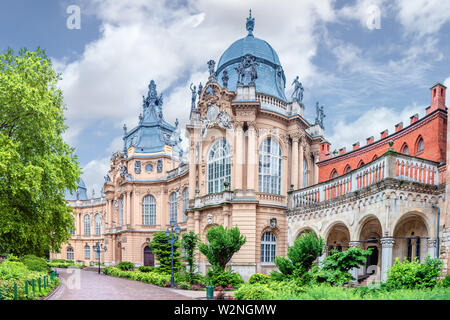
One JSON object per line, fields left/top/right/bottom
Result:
{"left": 189, "top": 140, "right": 197, "bottom": 199}
{"left": 298, "top": 140, "right": 304, "bottom": 188}
{"left": 247, "top": 122, "right": 257, "bottom": 192}
{"left": 427, "top": 238, "right": 437, "bottom": 258}
{"left": 380, "top": 237, "right": 395, "bottom": 282}
{"left": 349, "top": 241, "right": 360, "bottom": 283}
{"left": 126, "top": 191, "right": 131, "bottom": 226}
{"left": 291, "top": 135, "right": 299, "bottom": 189}
{"left": 194, "top": 211, "right": 200, "bottom": 234}
{"left": 235, "top": 121, "right": 244, "bottom": 191}
{"left": 313, "top": 151, "right": 320, "bottom": 185}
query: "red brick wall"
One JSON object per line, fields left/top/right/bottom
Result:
{"left": 318, "top": 109, "right": 447, "bottom": 182}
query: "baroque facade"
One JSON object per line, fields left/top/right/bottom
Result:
{"left": 51, "top": 12, "right": 449, "bottom": 281}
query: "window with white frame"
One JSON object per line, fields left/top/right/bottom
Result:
{"left": 84, "top": 215, "right": 91, "bottom": 236}
{"left": 169, "top": 192, "right": 178, "bottom": 224}
{"left": 84, "top": 245, "right": 90, "bottom": 259}
{"left": 69, "top": 216, "right": 75, "bottom": 235}
{"left": 95, "top": 214, "right": 102, "bottom": 235}
{"left": 67, "top": 248, "right": 74, "bottom": 260}
{"left": 261, "top": 232, "right": 277, "bottom": 263}
{"left": 142, "top": 195, "right": 156, "bottom": 225}
{"left": 120, "top": 196, "right": 124, "bottom": 226}
{"left": 182, "top": 188, "right": 189, "bottom": 222}
{"left": 207, "top": 139, "right": 231, "bottom": 194}
{"left": 259, "top": 138, "right": 282, "bottom": 194}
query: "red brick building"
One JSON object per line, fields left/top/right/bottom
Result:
{"left": 318, "top": 83, "right": 447, "bottom": 183}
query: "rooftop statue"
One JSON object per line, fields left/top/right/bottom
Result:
{"left": 198, "top": 82, "right": 203, "bottom": 97}
{"left": 190, "top": 83, "right": 197, "bottom": 111}
{"left": 143, "top": 80, "right": 164, "bottom": 121}
{"left": 315, "top": 102, "right": 326, "bottom": 129}
{"left": 222, "top": 70, "right": 229, "bottom": 88}
{"left": 292, "top": 76, "right": 304, "bottom": 102}
{"left": 207, "top": 60, "right": 216, "bottom": 77}
{"left": 236, "top": 54, "right": 258, "bottom": 85}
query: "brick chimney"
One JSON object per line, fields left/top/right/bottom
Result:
{"left": 366, "top": 136, "right": 374, "bottom": 145}
{"left": 395, "top": 122, "right": 403, "bottom": 132}
{"left": 380, "top": 129, "right": 388, "bottom": 139}
{"left": 429, "top": 83, "right": 446, "bottom": 113}
{"left": 352, "top": 142, "right": 360, "bottom": 150}
{"left": 320, "top": 141, "right": 331, "bottom": 160}
{"left": 339, "top": 147, "right": 346, "bottom": 155}
{"left": 410, "top": 113, "right": 419, "bottom": 124}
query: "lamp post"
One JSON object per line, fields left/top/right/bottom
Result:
{"left": 95, "top": 241, "right": 107, "bottom": 274}
{"left": 165, "top": 219, "right": 181, "bottom": 288}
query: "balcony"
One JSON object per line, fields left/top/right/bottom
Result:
{"left": 167, "top": 162, "right": 189, "bottom": 179}
{"left": 288, "top": 151, "right": 440, "bottom": 210}
{"left": 193, "top": 191, "right": 233, "bottom": 209}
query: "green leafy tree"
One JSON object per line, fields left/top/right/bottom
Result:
{"left": 274, "top": 232, "right": 324, "bottom": 277}
{"left": 181, "top": 231, "right": 200, "bottom": 281}
{"left": 386, "top": 256, "right": 443, "bottom": 289}
{"left": 198, "top": 225, "right": 246, "bottom": 271}
{"left": 314, "top": 246, "right": 372, "bottom": 285}
{"left": 0, "top": 47, "right": 80, "bottom": 256}
{"left": 150, "top": 231, "right": 181, "bottom": 274}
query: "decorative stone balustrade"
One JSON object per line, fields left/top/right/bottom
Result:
{"left": 193, "top": 191, "right": 233, "bottom": 208}
{"left": 256, "top": 193, "right": 286, "bottom": 204}
{"left": 289, "top": 152, "right": 439, "bottom": 209}
{"left": 256, "top": 93, "right": 287, "bottom": 111}
{"left": 167, "top": 163, "right": 189, "bottom": 179}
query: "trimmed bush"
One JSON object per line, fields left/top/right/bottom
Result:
{"left": 248, "top": 273, "right": 270, "bottom": 285}
{"left": 117, "top": 261, "right": 135, "bottom": 271}
{"left": 138, "top": 266, "right": 156, "bottom": 273}
{"left": 234, "top": 284, "right": 274, "bottom": 300}
{"left": 206, "top": 268, "right": 244, "bottom": 287}
{"left": 20, "top": 255, "right": 51, "bottom": 273}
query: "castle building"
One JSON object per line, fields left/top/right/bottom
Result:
{"left": 51, "top": 13, "right": 449, "bottom": 281}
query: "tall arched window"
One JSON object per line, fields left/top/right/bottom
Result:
{"left": 302, "top": 159, "right": 308, "bottom": 188}
{"left": 207, "top": 139, "right": 231, "bottom": 194}
{"left": 67, "top": 248, "right": 74, "bottom": 261}
{"left": 259, "top": 138, "right": 282, "bottom": 194}
{"left": 357, "top": 160, "right": 365, "bottom": 168}
{"left": 169, "top": 192, "right": 178, "bottom": 224}
{"left": 84, "top": 245, "right": 90, "bottom": 259}
{"left": 95, "top": 214, "right": 102, "bottom": 235}
{"left": 416, "top": 137, "right": 424, "bottom": 153}
{"left": 69, "top": 216, "right": 75, "bottom": 235}
{"left": 402, "top": 143, "right": 409, "bottom": 155}
{"left": 182, "top": 188, "right": 189, "bottom": 222}
{"left": 344, "top": 165, "right": 351, "bottom": 174}
{"left": 84, "top": 215, "right": 91, "bottom": 236}
{"left": 261, "top": 232, "right": 277, "bottom": 263}
{"left": 142, "top": 195, "right": 156, "bottom": 225}
{"left": 120, "top": 196, "right": 124, "bottom": 226}
{"left": 330, "top": 169, "right": 338, "bottom": 179}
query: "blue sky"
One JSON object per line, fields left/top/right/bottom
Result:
{"left": 1, "top": 0, "right": 449, "bottom": 195}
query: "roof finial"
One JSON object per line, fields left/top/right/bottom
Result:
{"left": 246, "top": 9, "right": 255, "bottom": 36}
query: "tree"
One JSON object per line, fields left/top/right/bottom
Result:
{"left": 0, "top": 47, "right": 80, "bottom": 256}
{"left": 274, "top": 231, "right": 324, "bottom": 277}
{"left": 198, "top": 225, "right": 246, "bottom": 271}
{"left": 181, "top": 231, "right": 200, "bottom": 280}
{"left": 314, "top": 246, "right": 372, "bottom": 285}
{"left": 150, "top": 231, "right": 181, "bottom": 274}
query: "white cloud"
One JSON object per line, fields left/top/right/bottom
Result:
{"left": 81, "top": 157, "right": 111, "bottom": 197}
{"left": 394, "top": 0, "right": 450, "bottom": 37}
{"left": 327, "top": 103, "right": 424, "bottom": 152}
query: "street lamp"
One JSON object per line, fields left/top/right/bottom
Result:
{"left": 95, "top": 241, "right": 107, "bottom": 274}
{"left": 165, "top": 219, "right": 181, "bottom": 288}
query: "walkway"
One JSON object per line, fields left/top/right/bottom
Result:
{"left": 48, "top": 268, "right": 193, "bottom": 300}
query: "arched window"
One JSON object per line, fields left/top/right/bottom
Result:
{"left": 207, "top": 138, "right": 231, "bottom": 194}
{"left": 182, "top": 188, "right": 189, "bottom": 222}
{"left": 330, "top": 169, "right": 338, "bottom": 179}
{"left": 344, "top": 165, "right": 351, "bottom": 174}
{"left": 84, "top": 245, "right": 90, "bottom": 259}
{"left": 169, "top": 192, "right": 178, "bottom": 224}
{"left": 142, "top": 195, "right": 156, "bottom": 225}
{"left": 84, "top": 215, "right": 91, "bottom": 236}
{"left": 119, "top": 196, "right": 124, "bottom": 226}
{"left": 357, "top": 160, "right": 365, "bottom": 168}
{"left": 95, "top": 214, "right": 101, "bottom": 235}
{"left": 416, "top": 137, "right": 424, "bottom": 153}
{"left": 261, "top": 232, "right": 277, "bottom": 263}
{"left": 67, "top": 248, "right": 74, "bottom": 261}
{"left": 259, "top": 138, "right": 282, "bottom": 194}
{"left": 302, "top": 159, "right": 308, "bottom": 188}
{"left": 402, "top": 143, "right": 409, "bottom": 155}
{"left": 372, "top": 154, "right": 378, "bottom": 161}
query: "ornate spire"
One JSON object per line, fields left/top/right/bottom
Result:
{"left": 246, "top": 9, "right": 255, "bottom": 36}
{"left": 142, "top": 80, "right": 164, "bottom": 122}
